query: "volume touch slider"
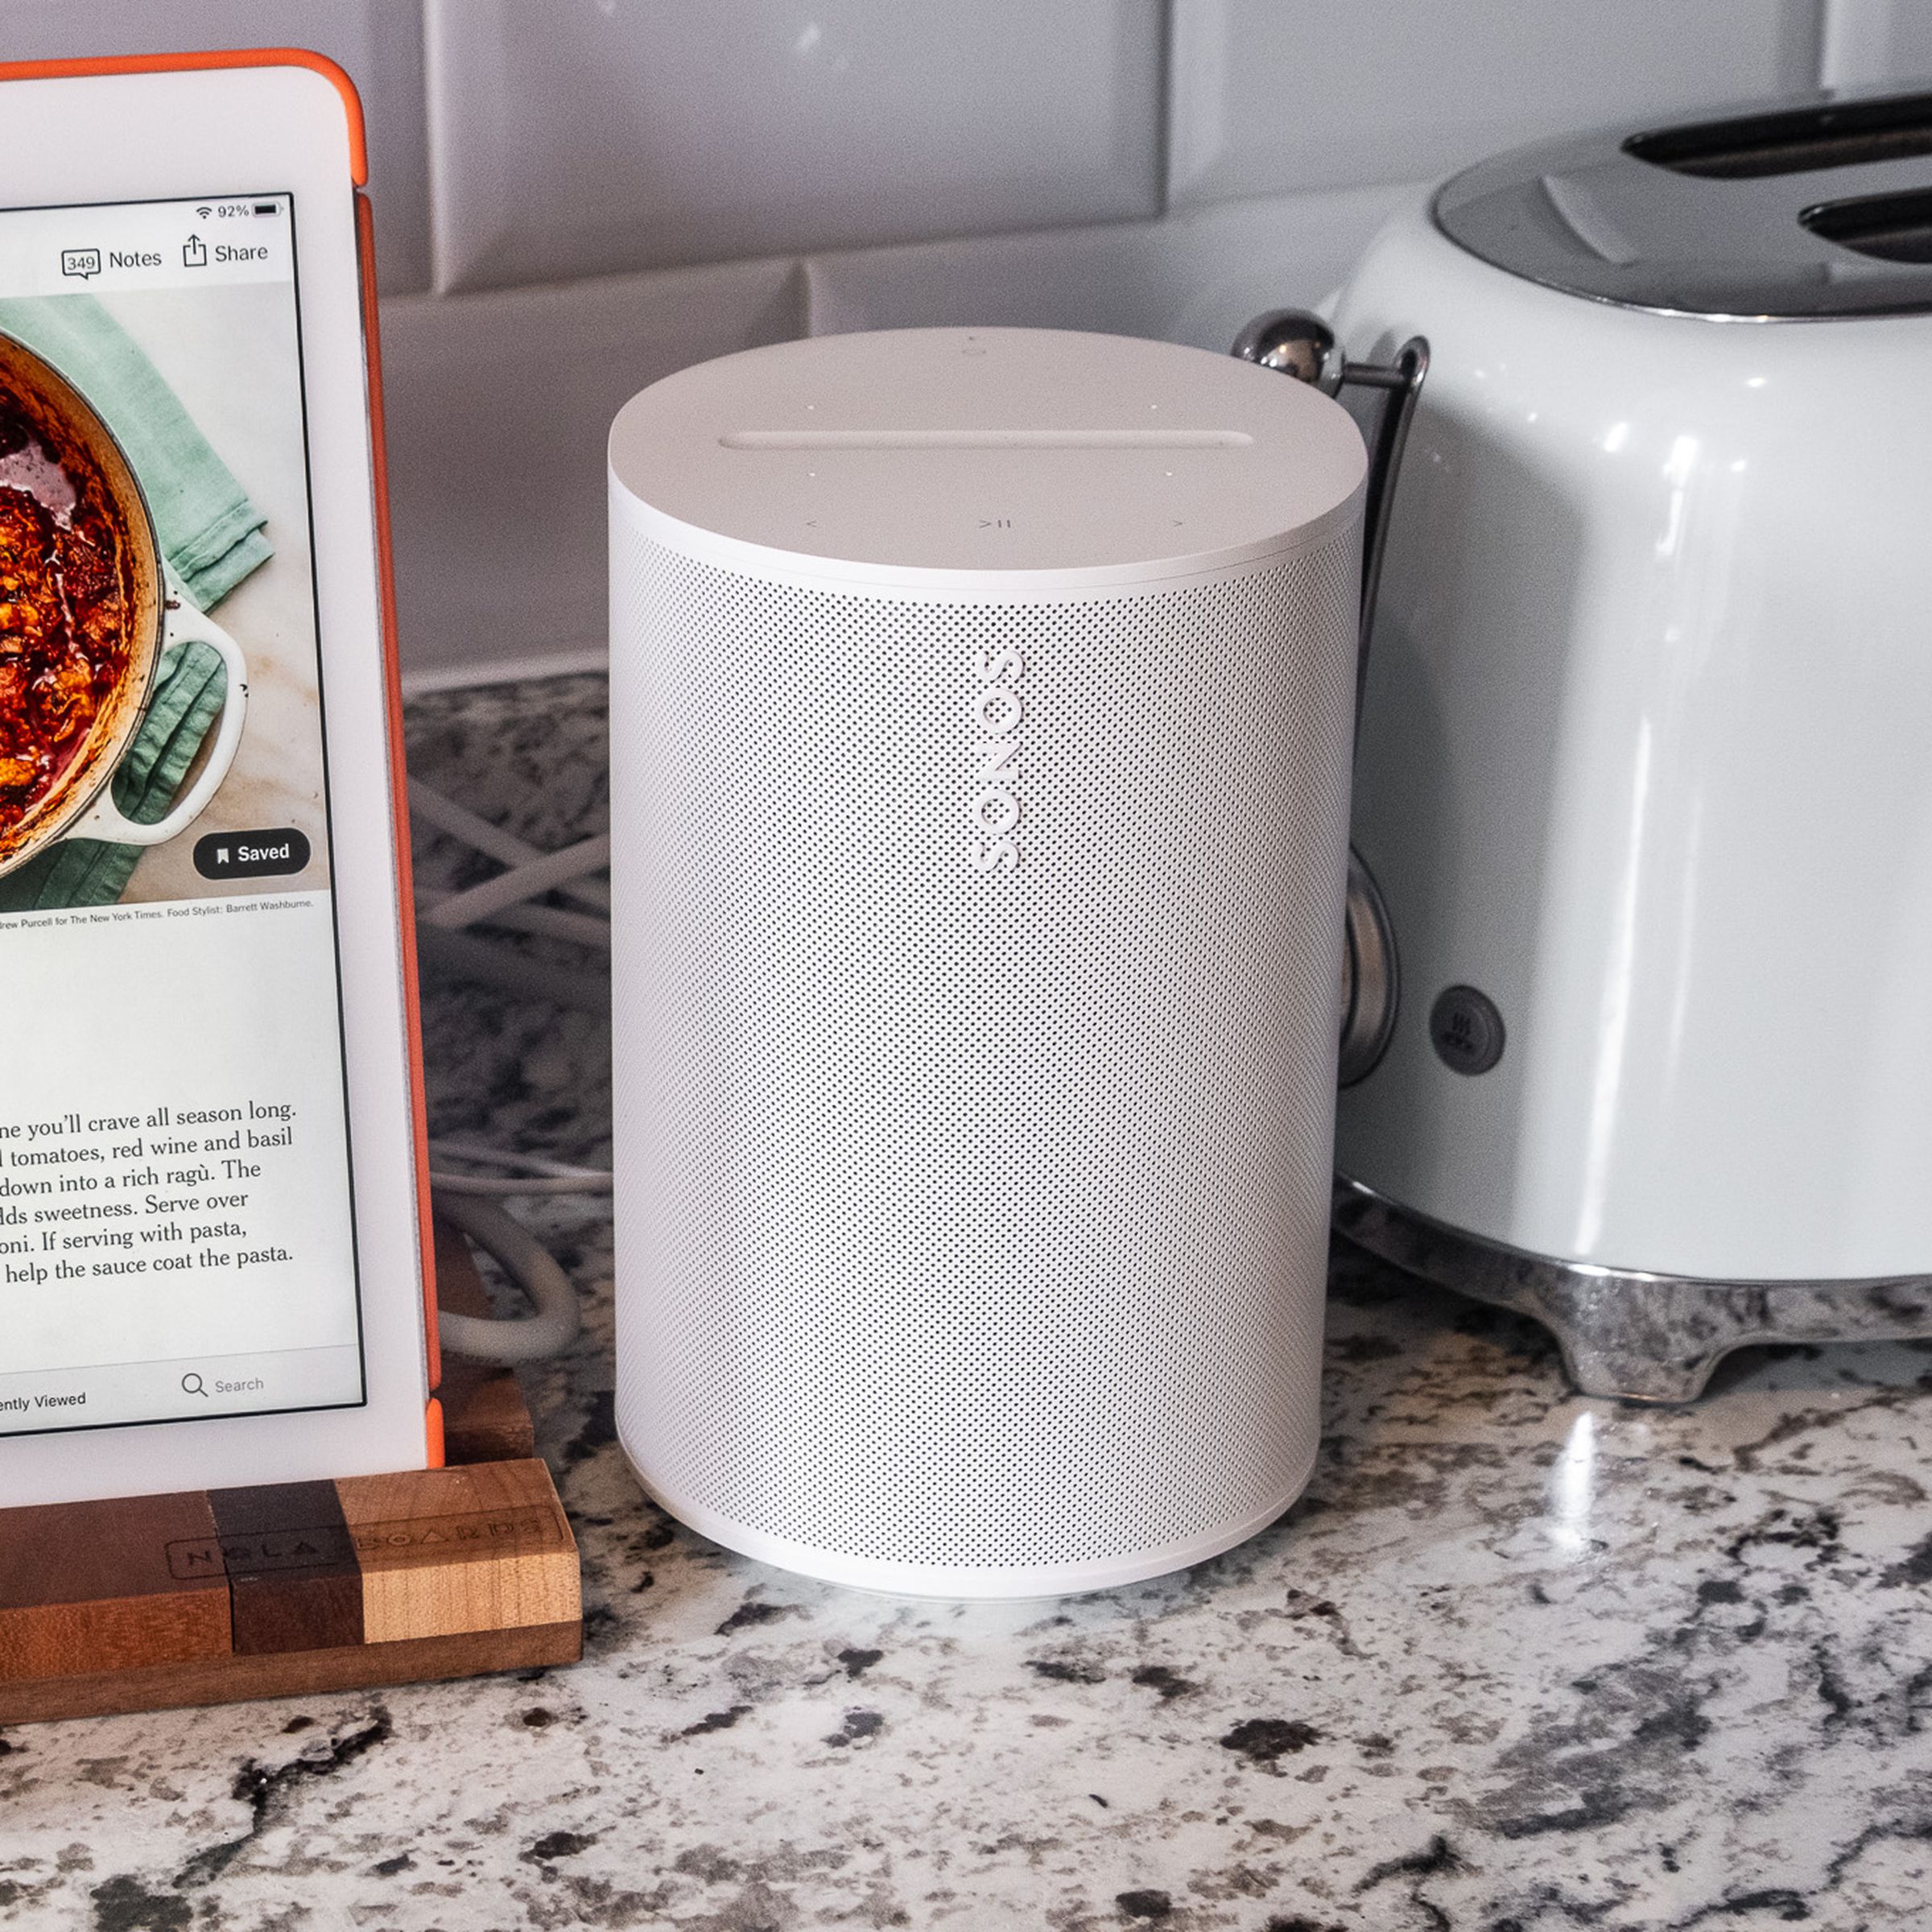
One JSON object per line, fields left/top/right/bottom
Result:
{"left": 723, "top": 429, "right": 1251, "bottom": 449}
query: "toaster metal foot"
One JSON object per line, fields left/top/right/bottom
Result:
{"left": 1332, "top": 1175, "right": 1932, "bottom": 1402}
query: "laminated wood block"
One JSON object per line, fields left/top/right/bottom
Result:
{"left": 0, "top": 1620, "right": 583, "bottom": 1724}
{"left": 209, "top": 1479, "right": 365, "bottom": 1656}
{"left": 336, "top": 1459, "right": 579, "bottom": 1643}
{"left": 0, "top": 1219, "right": 580, "bottom": 1724}
{"left": 0, "top": 1488, "right": 230, "bottom": 1680}
{"left": 0, "top": 1458, "right": 580, "bottom": 1724}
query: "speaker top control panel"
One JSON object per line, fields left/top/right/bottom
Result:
{"left": 609, "top": 327, "right": 1367, "bottom": 591}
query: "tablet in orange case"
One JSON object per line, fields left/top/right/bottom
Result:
{"left": 0, "top": 47, "right": 441, "bottom": 1461}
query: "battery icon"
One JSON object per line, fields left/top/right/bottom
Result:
{"left": 253, "top": 202, "right": 277, "bottom": 215}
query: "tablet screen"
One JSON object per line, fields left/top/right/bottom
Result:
{"left": 0, "top": 192, "right": 365, "bottom": 1437}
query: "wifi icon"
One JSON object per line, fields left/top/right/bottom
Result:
{"left": 196, "top": 205, "right": 212, "bottom": 220}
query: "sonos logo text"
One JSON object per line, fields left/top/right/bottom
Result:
{"left": 968, "top": 644, "right": 1022, "bottom": 872}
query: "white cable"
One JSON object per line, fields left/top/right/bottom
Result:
{"left": 410, "top": 780, "right": 610, "bottom": 913}
{"left": 415, "top": 926, "right": 608, "bottom": 1013}
{"left": 408, "top": 786, "right": 605, "bottom": 1357}
{"left": 431, "top": 1170, "right": 613, "bottom": 1195}
{"left": 410, "top": 778, "right": 541, "bottom": 868}
{"left": 430, "top": 1137, "right": 609, "bottom": 1179}
{"left": 430, "top": 1138, "right": 612, "bottom": 1192}
{"left": 432, "top": 1191, "right": 584, "bottom": 1364}
{"left": 408, "top": 786, "right": 613, "bottom": 1009}
{"left": 474, "top": 902, "right": 613, "bottom": 950}
{"left": 422, "top": 832, "right": 613, "bottom": 931}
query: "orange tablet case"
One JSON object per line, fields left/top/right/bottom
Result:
{"left": 0, "top": 48, "right": 444, "bottom": 1459}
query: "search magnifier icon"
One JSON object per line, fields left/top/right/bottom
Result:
{"left": 181, "top": 1372, "right": 208, "bottom": 1397}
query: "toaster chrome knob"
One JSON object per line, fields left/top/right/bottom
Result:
{"left": 1231, "top": 308, "right": 1344, "bottom": 395}
{"left": 1339, "top": 848, "right": 1399, "bottom": 1087}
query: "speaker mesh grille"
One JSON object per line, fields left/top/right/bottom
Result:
{"left": 613, "top": 535, "right": 1356, "bottom": 1574}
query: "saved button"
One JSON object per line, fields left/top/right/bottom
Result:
{"left": 192, "top": 827, "right": 312, "bottom": 881}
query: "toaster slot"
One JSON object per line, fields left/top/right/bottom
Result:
{"left": 1801, "top": 187, "right": 1932, "bottom": 263}
{"left": 1624, "top": 92, "right": 1932, "bottom": 178}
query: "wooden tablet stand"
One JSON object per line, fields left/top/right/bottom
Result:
{"left": 0, "top": 1220, "right": 581, "bottom": 1725}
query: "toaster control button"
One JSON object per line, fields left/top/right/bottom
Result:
{"left": 1430, "top": 985, "right": 1505, "bottom": 1076}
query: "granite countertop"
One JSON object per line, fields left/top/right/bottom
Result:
{"left": 5, "top": 675, "right": 1930, "bottom": 1932}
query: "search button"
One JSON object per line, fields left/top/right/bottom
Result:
{"left": 181, "top": 1372, "right": 208, "bottom": 1397}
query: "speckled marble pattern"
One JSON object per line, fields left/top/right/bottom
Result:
{"left": 5, "top": 675, "right": 1931, "bottom": 1932}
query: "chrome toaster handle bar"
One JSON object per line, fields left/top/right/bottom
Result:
{"left": 1232, "top": 309, "right": 1428, "bottom": 736}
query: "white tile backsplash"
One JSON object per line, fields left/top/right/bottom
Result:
{"left": 380, "top": 254, "right": 804, "bottom": 679}
{"left": 1821, "top": 0, "right": 1932, "bottom": 86}
{"left": 392, "top": 179, "right": 1417, "bottom": 683}
{"left": 1166, "top": 0, "right": 1827, "bottom": 208}
{"left": 0, "top": 0, "right": 432, "bottom": 293}
{"left": 805, "top": 181, "right": 1418, "bottom": 354}
{"left": 425, "top": 0, "right": 1166, "bottom": 295}
{"left": 5, "top": 0, "right": 1880, "bottom": 677}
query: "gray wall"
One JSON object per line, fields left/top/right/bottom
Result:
{"left": 7, "top": 1, "right": 1929, "bottom": 685}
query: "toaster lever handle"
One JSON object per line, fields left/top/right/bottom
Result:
{"left": 1232, "top": 311, "right": 1427, "bottom": 735}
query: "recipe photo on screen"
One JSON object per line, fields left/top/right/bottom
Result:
{"left": 0, "top": 192, "right": 363, "bottom": 1438}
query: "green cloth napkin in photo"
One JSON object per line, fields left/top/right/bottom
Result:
{"left": 0, "top": 295, "right": 270, "bottom": 607}
{"left": 0, "top": 295, "right": 268, "bottom": 911}
{"left": 0, "top": 640, "right": 228, "bottom": 913}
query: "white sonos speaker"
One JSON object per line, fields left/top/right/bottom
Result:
{"left": 609, "top": 327, "right": 1365, "bottom": 1596}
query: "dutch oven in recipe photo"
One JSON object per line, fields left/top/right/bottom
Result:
{"left": 0, "top": 328, "right": 246, "bottom": 886}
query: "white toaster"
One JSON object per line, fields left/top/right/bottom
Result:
{"left": 1311, "top": 87, "right": 1932, "bottom": 1398}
